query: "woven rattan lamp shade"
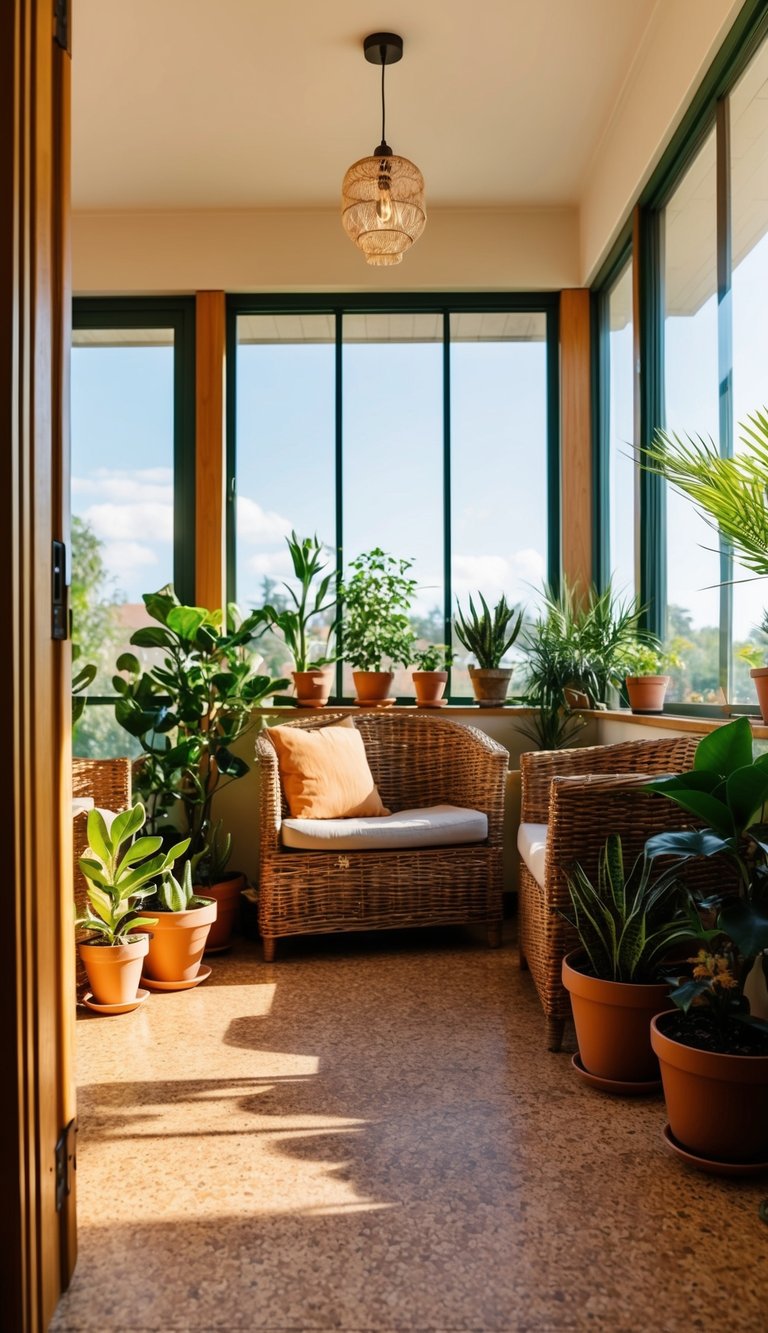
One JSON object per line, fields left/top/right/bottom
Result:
{"left": 341, "top": 153, "right": 427, "bottom": 266}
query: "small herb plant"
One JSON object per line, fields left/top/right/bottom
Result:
{"left": 340, "top": 548, "right": 417, "bottom": 671}
{"left": 454, "top": 593, "right": 523, "bottom": 669}
{"left": 76, "top": 803, "right": 189, "bottom": 945}
{"left": 563, "top": 834, "right": 692, "bottom": 983}
{"left": 192, "top": 819, "right": 232, "bottom": 886}
{"left": 259, "top": 531, "right": 336, "bottom": 672}
{"left": 412, "top": 644, "right": 453, "bottom": 672}
{"left": 623, "top": 640, "right": 684, "bottom": 677}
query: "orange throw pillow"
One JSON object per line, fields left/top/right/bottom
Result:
{"left": 269, "top": 722, "right": 389, "bottom": 819}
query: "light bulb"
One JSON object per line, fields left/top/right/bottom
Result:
{"left": 376, "top": 188, "right": 393, "bottom": 223}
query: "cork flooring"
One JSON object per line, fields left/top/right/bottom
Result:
{"left": 51, "top": 923, "right": 767, "bottom": 1333}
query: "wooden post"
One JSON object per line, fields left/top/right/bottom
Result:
{"left": 195, "top": 291, "right": 227, "bottom": 611}
{"left": 560, "top": 289, "right": 593, "bottom": 597}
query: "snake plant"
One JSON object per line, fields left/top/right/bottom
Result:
{"left": 454, "top": 593, "right": 523, "bottom": 669}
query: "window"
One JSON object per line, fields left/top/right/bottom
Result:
{"left": 71, "top": 300, "right": 195, "bottom": 756}
{"left": 231, "top": 298, "right": 558, "bottom": 700}
{"left": 662, "top": 129, "right": 722, "bottom": 702}
{"left": 602, "top": 260, "right": 636, "bottom": 601}
{"left": 594, "top": 7, "right": 768, "bottom": 715}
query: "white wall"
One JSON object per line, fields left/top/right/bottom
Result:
{"left": 72, "top": 207, "right": 580, "bottom": 295}
{"left": 580, "top": 0, "right": 744, "bottom": 281}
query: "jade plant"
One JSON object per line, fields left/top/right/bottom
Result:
{"left": 76, "top": 802, "right": 189, "bottom": 945}
{"left": 113, "top": 586, "right": 289, "bottom": 860}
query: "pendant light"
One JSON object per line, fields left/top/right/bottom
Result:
{"left": 341, "top": 33, "right": 427, "bottom": 266}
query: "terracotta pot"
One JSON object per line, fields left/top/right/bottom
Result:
{"left": 562, "top": 951, "right": 670, "bottom": 1083}
{"left": 140, "top": 899, "right": 217, "bottom": 983}
{"left": 412, "top": 670, "right": 448, "bottom": 707}
{"left": 352, "top": 670, "right": 394, "bottom": 705}
{"left": 79, "top": 935, "right": 149, "bottom": 1007}
{"left": 625, "top": 675, "right": 670, "bottom": 713}
{"left": 468, "top": 666, "right": 512, "bottom": 707}
{"left": 292, "top": 667, "right": 334, "bottom": 709}
{"left": 199, "top": 872, "right": 246, "bottom": 950}
{"left": 751, "top": 667, "right": 768, "bottom": 722}
{"left": 651, "top": 1011, "right": 768, "bottom": 1162}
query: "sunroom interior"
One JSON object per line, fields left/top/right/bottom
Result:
{"left": 10, "top": 0, "right": 768, "bottom": 1328}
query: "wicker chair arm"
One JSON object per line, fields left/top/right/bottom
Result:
{"left": 543, "top": 771, "right": 697, "bottom": 912}
{"left": 255, "top": 734, "right": 283, "bottom": 860}
{"left": 520, "top": 735, "right": 700, "bottom": 822}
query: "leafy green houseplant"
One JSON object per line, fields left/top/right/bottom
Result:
{"left": 623, "top": 640, "right": 684, "bottom": 714}
{"left": 411, "top": 643, "right": 453, "bottom": 708}
{"left": 643, "top": 718, "right": 768, "bottom": 1164}
{"left": 643, "top": 413, "right": 768, "bottom": 718}
{"left": 561, "top": 833, "right": 692, "bottom": 1087}
{"left": 340, "top": 548, "right": 417, "bottom": 703}
{"left": 76, "top": 802, "right": 189, "bottom": 1009}
{"left": 113, "top": 586, "right": 288, "bottom": 861}
{"left": 454, "top": 593, "right": 523, "bottom": 706}
{"left": 259, "top": 531, "right": 337, "bottom": 707}
{"left": 190, "top": 819, "right": 245, "bottom": 952}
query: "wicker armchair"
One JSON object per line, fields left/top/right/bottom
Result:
{"left": 72, "top": 757, "right": 132, "bottom": 998}
{"left": 518, "top": 735, "right": 703, "bottom": 1051}
{"left": 256, "top": 713, "right": 509, "bottom": 960}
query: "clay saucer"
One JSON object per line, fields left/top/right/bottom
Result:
{"left": 572, "top": 1052, "right": 662, "bottom": 1096}
{"left": 662, "top": 1123, "right": 768, "bottom": 1177}
{"left": 83, "top": 988, "right": 149, "bottom": 1016}
{"left": 141, "top": 964, "right": 212, "bottom": 992}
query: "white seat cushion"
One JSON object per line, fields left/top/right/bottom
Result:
{"left": 281, "top": 803, "right": 488, "bottom": 852}
{"left": 517, "top": 822, "right": 548, "bottom": 888}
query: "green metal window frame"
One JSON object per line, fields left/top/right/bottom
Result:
{"left": 592, "top": 0, "right": 768, "bottom": 715}
{"left": 226, "top": 292, "right": 560, "bottom": 702}
{"left": 72, "top": 295, "right": 197, "bottom": 702}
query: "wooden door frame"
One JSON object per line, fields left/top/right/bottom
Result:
{"left": 0, "top": 1, "right": 76, "bottom": 1328}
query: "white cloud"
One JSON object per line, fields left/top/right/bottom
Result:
{"left": 237, "top": 495, "right": 292, "bottom": 545}
{"left": 102, "top": 541, "right": 159, "bottom": 580}
{"left": 453, "top": 548, "right": 546, "bottom": 602}
{"left": 246, "top": 551, "right": 293, "bottom": 579}
{"left": 83, "top": 501, "right": 173, "bottom": 543}
{"left": 73, "top": 468, "right": 173, "bottom": 506}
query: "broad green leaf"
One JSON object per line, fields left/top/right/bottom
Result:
{"left": 215, "top": 748, "right": 249, "bottom": 778}
{"left": 726, "top": 765, "right": 768, "bottom": 833}
{"left": 643, "top": 789, "right": 734, "bottom": 838}
{"left": 670, "top": 978, "right": 712, "bottom": 1013}
{"left": 115, "top": 652, "right": 141, "bottom": 675}
{"left": 166, "top": 605, "right": 208, "bottom": 640}
{"left": 644, "top": 828, "right": 733, "bottom": 861}
{"left": 718, "top": 897, "right": 768, "bottom": 958}
{"left": 130, "top": 626, "right": 174, "bottom": 649}
{"left": 109, "top": 803, "right": 146, "bottom": 850}
{"left": 85, "top": 808, "right": 111, "bottom": 866}
{"left": 693, "top": 716, "right": 754, "bottom": 777}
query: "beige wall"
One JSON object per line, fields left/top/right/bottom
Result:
{"left": 72, "top": 207, "right": 580, "bottom": 294}
{"left": 580, "top": 0, "right": 744, "bottom": 281}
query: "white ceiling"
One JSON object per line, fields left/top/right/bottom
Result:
{"left": 72, "top": 0, "right": 660, "bottom": 212}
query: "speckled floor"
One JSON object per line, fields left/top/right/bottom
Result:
{"left": 51, "top": 923, "right": 767, "bottom": 1333}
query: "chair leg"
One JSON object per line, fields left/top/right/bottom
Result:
{"left": 487, "top": 923, "right": 502, "bottom": 949}
{"left": 519, "top": 948, "right": 529, "bottom": 971}
{"left": 546, "top": 1016, "right": 565, "bottom": 1052}
{"left": 262, "top": 936, "right": 276, "bottom": 962}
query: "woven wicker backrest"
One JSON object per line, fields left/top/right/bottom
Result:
{"left": 258, "top": 713, "right": 508, "bottom": 822}
{"left": 520, "top": 735, "right": 700, "bottom": 823}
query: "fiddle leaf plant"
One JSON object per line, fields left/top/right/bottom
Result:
{"left": 76, "top": 801, "right": 189, "bottom": 946}
{"left": 112, "top": 586, "right": 289, "bottom": 859}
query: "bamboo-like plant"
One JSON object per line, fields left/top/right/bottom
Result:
{"left": 454, "top": 593, "right": 523, "bottom": 668}
{"left": 259, "top": 531, "right": 336, "bottom": 672}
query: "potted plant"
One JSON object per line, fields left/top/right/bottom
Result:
{"left": 340, "top": 547, "right": 417, "bottom": 704}
{"left": 76, "top": 802, "right": 189, "bottom": 1012}
{"left": 411, "top": 644, "right": 452, "bottom": 707}
{"left": 643, "top": 414, "right": 768, "bottom": 719}
{"left": 193, "top": 819, "right": 246, "bottom": 953}
{"left": 623, "top": 641, "right": 682, "bottom": 714}
{"left": 561, "top": 833, "right": 693, "bottom": 1091}
{"left": 522, "top": 580, "right": 645, "bottom": 711}
{"left": 644, "top": 717, "right": 768, "bottom": 1167}
{"left": 139, "top": 860, "right": 217, "bottom": 989}
{"left": 454, "top": 593, "right": 523, "bottom": 706}
{"left": 113, "top": 586, "right": 289, "bottom": 861}
{"left": 259, "top": 530, "right": 337, "bottom": 708}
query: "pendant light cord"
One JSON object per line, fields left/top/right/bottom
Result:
{"left": 380, "top": 51, "right": 386, "bottom": 147}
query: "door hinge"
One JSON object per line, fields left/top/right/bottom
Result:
{"left": 55, "top": 1119, "right": 76, "bottom": 1213}
{"left": 54, "top": 0, "right": 71, "bottom": 55}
